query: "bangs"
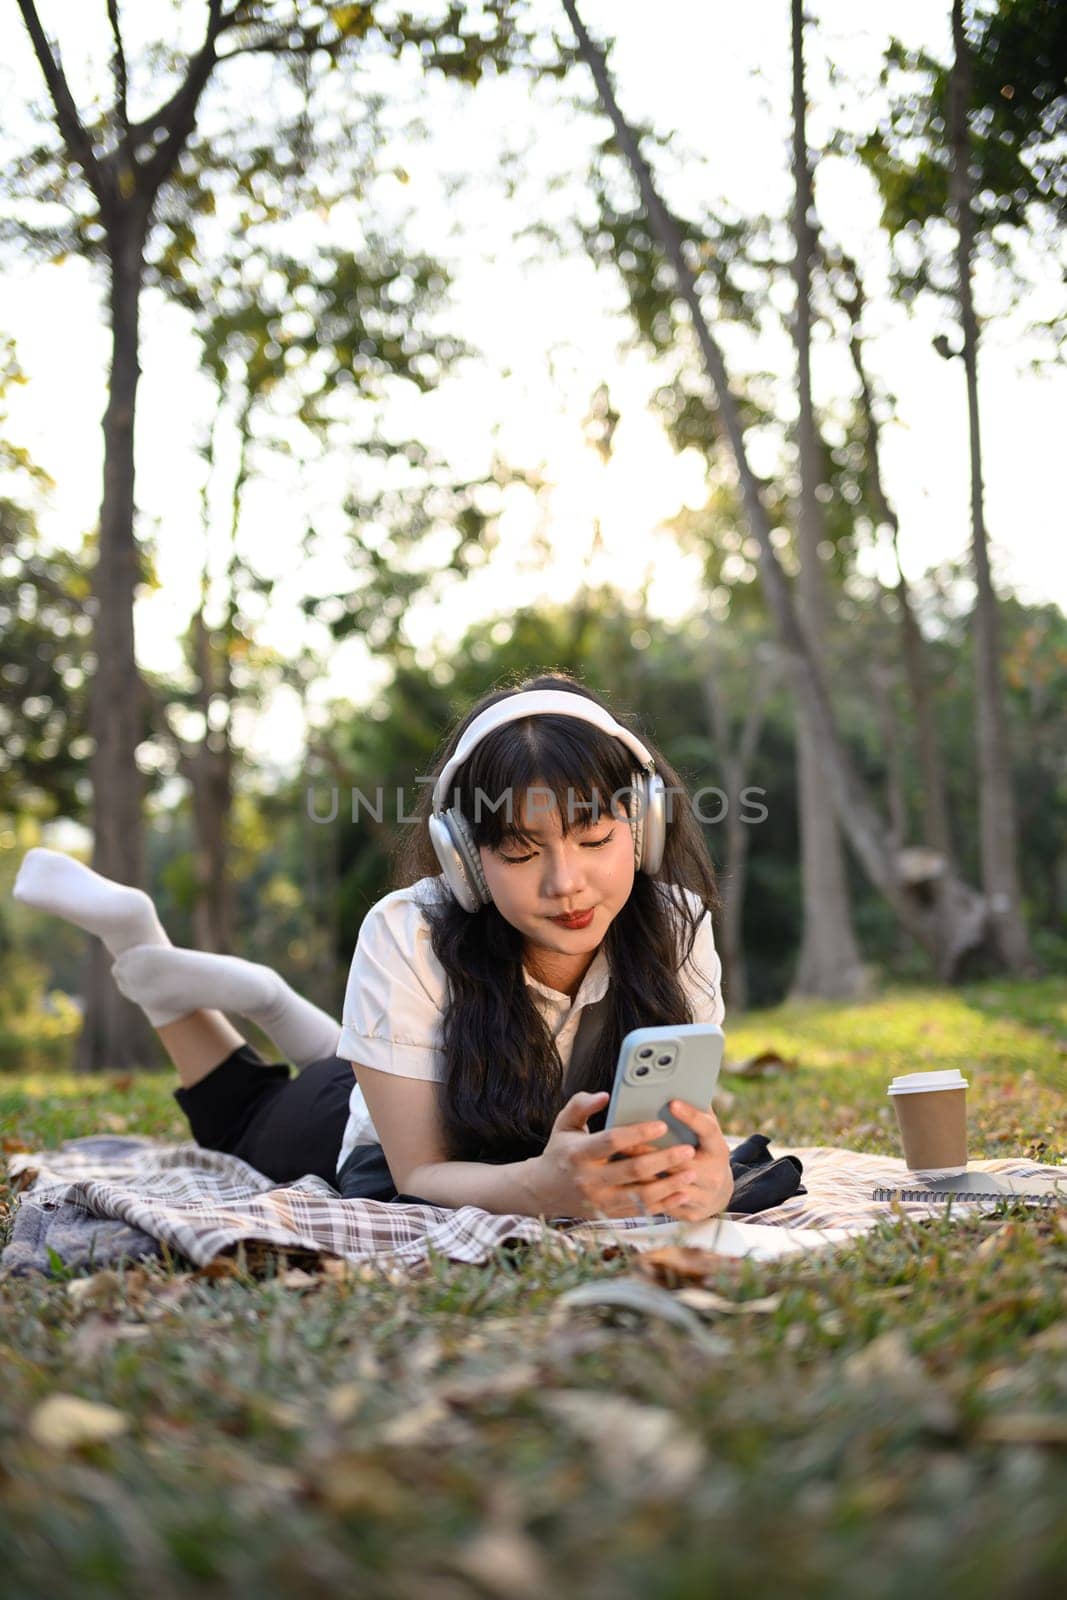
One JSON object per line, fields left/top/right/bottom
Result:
{"left": 457, "top": 715, "right": 638, "bottom": 849}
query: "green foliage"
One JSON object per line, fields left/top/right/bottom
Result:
{"left": 0, "top": 344, "right": 93, "bottom": 820}
{"left": 0, "top": 511, "right": 93, "bottom": 822}
{"left": 856, "top": 0, "right": 1067, "bottom": 308}
{"left": 2, "top": 3, "right": 576, "bottom": 283}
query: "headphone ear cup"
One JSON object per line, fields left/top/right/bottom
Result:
{"left": 428, "top": 809, "right": 492, "bottom": 913}
{"left": 628, "top": 769, "right": 645, "bottom": 869}
{"left": 637, "top": 771, "right": 666, "bottom": 876}
{"left": 449, "top": 808, "right": 493, "bottom": 907}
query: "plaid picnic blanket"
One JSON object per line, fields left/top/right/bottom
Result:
{"left": 3, "top": 1137, "right": 1064, "bottom": 1279}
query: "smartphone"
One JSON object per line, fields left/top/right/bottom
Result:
{"left": 604, "top": 1023, "right": 724, "bottom": 1154}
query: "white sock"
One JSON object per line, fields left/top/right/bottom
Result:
{"left": 13, "top": 847, "right": 171, "bottom": 958}
{"left": 111, "top": 945, "right": 341, "bottom": 1066}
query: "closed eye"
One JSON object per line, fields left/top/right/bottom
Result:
{"left": 499, "top": 829, "right": 616, "bottom": 864}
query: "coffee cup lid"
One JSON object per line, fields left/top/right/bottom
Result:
{"left": 887, "top": 1069, "right": 968, "bottom": 1095}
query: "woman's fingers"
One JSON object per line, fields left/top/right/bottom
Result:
{"left": 587, "top": 1120, "right": 669, "bottom": 1162}
{"left": 583, "top": 1158, "right": 698, "bottom": 1215}
{"left": 554, "top": 1090, "right": 611, "bottom": 1133}
{"left": 668, "top": 1099, "right": 726, "bottom": 1147}
{"left": 595, "top": 1142, "right": 696, "bottom": 1185}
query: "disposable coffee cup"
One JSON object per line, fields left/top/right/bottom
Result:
{"left": 887, "top": 1070, "right": 968, "bottom": 1176}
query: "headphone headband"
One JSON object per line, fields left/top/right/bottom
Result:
{"left": 431, "top": 690, "right": 655, "bottom": 814}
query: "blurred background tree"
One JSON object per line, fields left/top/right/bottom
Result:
{"left": 1, "top": 0, "right": 1064, "bottom": 1071}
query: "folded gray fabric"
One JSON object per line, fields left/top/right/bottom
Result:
{"left": 2, "top": 1195, "right": 164, "bottom": 1277}
{"left": 2, "top": 1136, "right": 166, "bottom": 1278}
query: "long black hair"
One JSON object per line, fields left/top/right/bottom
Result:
{"left": 391, "top": 671, "right": 720, "bottom": 1165}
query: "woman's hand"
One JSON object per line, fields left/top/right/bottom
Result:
{"left": 640, "top": 1098, "right": 734, "bottom": 1223}
{"left": 528, "top": 1091, "right": 733, "bottom": 1222}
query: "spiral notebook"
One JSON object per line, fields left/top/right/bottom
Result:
{"left": 873, "top": 1172, "right": 1066, "bottom": 1205}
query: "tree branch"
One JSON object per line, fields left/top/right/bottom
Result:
{"left": 136, "top": 0, "right": 226, "bottom": 197}
{"left": 217, "top": 23, "right": 326, "bottom": 60}
{"left": 105, "top": 0, "right": 129, "bottom": 136}
{"left": 16, "top": 0, "right": 105, "bottom": 199}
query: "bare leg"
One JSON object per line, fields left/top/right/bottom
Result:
{"left": 156, "top": 1009, "right": 247, "bottom": 1090}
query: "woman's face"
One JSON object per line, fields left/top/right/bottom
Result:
{"left": 478, "top": 786, "right": 636, "bottom": 988}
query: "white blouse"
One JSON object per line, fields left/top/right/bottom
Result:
{"left": 333, "top": 874, "right": 725, "bottom": 1175}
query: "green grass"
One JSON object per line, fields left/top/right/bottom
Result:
{"left": 1, "top": 979, "right": 1065, "bottom": 1599}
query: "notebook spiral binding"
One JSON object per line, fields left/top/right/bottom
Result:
{"left": 873, "top": 1187, "right": 1062, "bottom": 1205}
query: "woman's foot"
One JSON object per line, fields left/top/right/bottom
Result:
{"left": 13, "top": 847, "right": 171, "bottom": 956}
{"left": 112, "top": 945, "right": 341, "bottom": 1067}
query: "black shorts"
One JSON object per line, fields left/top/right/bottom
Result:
{"left": 174, "top": 1045, "right": 357, "bottom": 1187}
{"left": 172, "top": 1044, "right": 423, "bottom": 1201}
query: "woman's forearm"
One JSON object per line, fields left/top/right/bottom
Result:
{"left": 405, "top": 1155, "right": 552, "bottom": 1216}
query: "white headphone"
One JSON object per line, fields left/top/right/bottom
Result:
{"left": 427, "top": 690, "right": 667, "bottom": 913}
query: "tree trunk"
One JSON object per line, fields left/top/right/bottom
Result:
{"left": 949, "top": 0, "right": 1033, "bottom": 974}
{"left": 895, "top": 562, "right": 955, "bottom": 863}
{"left": 74, "top": 212, "right": 158, "bottom": 1071}
{"left": 188, "top": 586, "right": 236, "bottom": 953}
{"left": 700, "top": 661, "right": 774, "bottom": 1015}
{"left": 828, "top": 245, "right": 991, "bottom": 976}
{"left": 561, "top": 0, "right": 954, "bottom": 961}
{"left": 788, "top": 0, "right": 866, "bottom": 999}
{"left": 830, "top": 246, "right": 958, "bottom": 867}
{"left": 188, "top": 743, "right": 234, "bottom": 952}
{"left": 871, "top": 663, "right": 907, "bottom": 853}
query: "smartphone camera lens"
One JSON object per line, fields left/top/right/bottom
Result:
{"left": 656, "top": 1054, "right": 672, "bottom": 1067}
{"left": 635, "top": 1065, "right": 649, "bottom": 1077}
{"left": 638, "top": 1047, "right": 654, "bottom": 1059}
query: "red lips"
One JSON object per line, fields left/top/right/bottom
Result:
{"left": 548, "top": 908, "right": 595, "bottom": 929}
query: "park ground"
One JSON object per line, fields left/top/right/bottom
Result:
{"left": 1, "top": 978, "right": 1065, "bottom": 1599}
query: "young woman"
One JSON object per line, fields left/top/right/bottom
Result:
{"left": 13, "top": 672, "right": 733, "bottom": 1222}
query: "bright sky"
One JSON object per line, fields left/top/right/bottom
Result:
{"left": 2, "top": 0, "right": 1065, "bottom": 774}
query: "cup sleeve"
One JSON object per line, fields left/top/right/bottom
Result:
{"left": 336, "top": 897, "right": 447, "bottom": 1081}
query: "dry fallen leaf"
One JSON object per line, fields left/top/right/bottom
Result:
{"left": 978, "top": 1413, "right": 1067, "bottom": 1445}
{"left": 400, "top": 1330, "right": 446, "bottom": 1382}
{"left": 378, "top": 1398, "right": 453, "bottom": 1447}
{"left": 447, "top": 1524, "right": 551, "bottom": 1600}
{"left": 723, "top": 1050, "right": 797, "bottom": 1079}
{"left": 633, "top": 1245, "right": 746, "bottom": 1286}
{"left": 278, "top": 1267, "right": 321, "bottom": 1292}
{"left": 1028, "top": 1322, "right": 1067, "bottom": 1354}
{"left": 67, "top": 1270, "right": 126, "bottom": 1309}
{"left": 976, "top": 1223, "right": 1021, "bottom": 1259}
{"left": 675, "top": 1288, "right": 782, "bottom": 1317}
{"left": 308, "top": 1454, "right": 408, "bottom": 1516}
{"left": 844, "top": 1330, "right": 921, "bottom": 1386}
{"left": 324, "top": 1382, "right": 365, "bottom": 1424}
{"left": 539, "top": 1390, "right": 706, "bottom": 1495}
{"left": 436, "top": 1361, "right": 541, "bottom": 1408}
{"left": 196, "top": 1257, "right": 244, "bottom": 1280}
{"left": 28, "top": 1393, "right": 129, "bottom": 1451}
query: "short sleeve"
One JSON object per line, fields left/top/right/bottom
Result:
{"left": 336, "top": 890, "right": 448, "bottom": 1080}
{"left": 670, "top": 887, "right": 726, "bottom": 1027}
